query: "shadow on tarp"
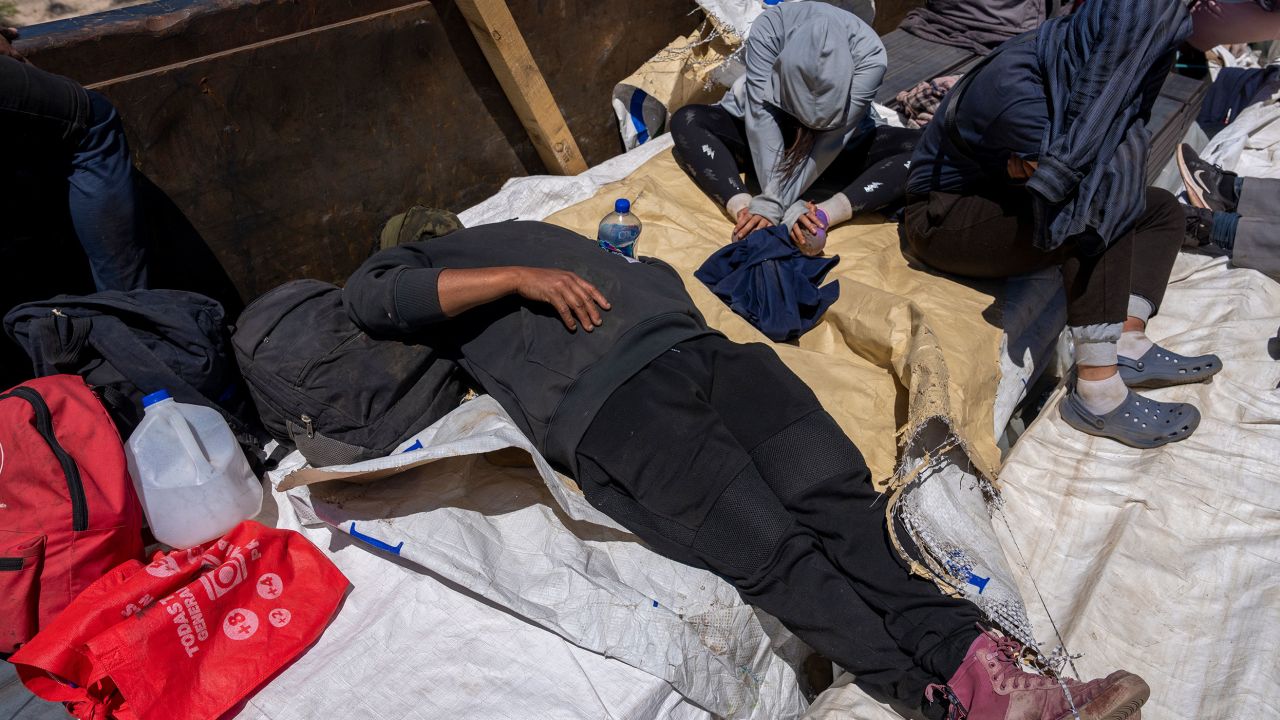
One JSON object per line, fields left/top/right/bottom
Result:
{"left": 895, "top": 227, "right": 1036, "bottom": 371}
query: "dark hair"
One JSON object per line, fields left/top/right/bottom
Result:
{"left": 777, "top": 123, "right": 816, "bottom": 180}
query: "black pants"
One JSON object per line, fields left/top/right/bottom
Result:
{"left": 670, "top": 104, "right": 922, "bottom": 215}
{"left": 902, "top": 186, "right": 1185, "bottom": 327}
{"left": 575, "top": 335, "right": 982, "bottom": 710}
{"left": 1228, "top": 176, "right": 1280, "bottom": 281}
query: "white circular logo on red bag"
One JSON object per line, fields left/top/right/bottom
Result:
{"left": 222, "top": 608, "right": 259, "bottom": 640}
{"left": 256, "top": 573, "right": 283, "bottom": 600}
{"left": 146, "top": 555, "right": 181, "bottom": 578}
{"left": 217, "top": 564, "right": 240, "bottom": 585}
{"left": 268, "top": 608, "right": 292, "bottom": 628}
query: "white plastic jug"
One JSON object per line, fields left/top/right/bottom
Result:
{"left": 124, "top": 390, "right": 262, "bottom": 548}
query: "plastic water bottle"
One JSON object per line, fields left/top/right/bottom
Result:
{"left": 124, "top": 390, "right": 262, "bottom": 549}
{"left": 598, "top": 198, "right": 642, "bottom": 258}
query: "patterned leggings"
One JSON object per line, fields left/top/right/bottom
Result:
{"left": 670, "top": 103, "right": 922, "bottom": 216}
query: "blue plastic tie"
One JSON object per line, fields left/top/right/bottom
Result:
{"left": 945, "top": 550, "right": 991, "bottom": 594}
{"left": 967, "top": 573, "right": 990, "bottom": 594}
{"left": 628, "top": 90, "right": 650, "bottom": 145}
{"left": 348, "top": 522, "right": 405, "bottom": 556}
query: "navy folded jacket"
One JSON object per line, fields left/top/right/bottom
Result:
{"left": 694, "top": 226, "right": 840, "bottom": 342}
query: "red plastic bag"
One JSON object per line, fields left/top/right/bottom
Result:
{"left": 10, "top": 521, "right": 349, "bottom": 720}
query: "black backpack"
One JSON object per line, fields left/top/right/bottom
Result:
{"left": 3, "top": 290, "right": 260, "bottom": 445}
{"left": 231, "top": 279, "right": 469, "bottom": 467}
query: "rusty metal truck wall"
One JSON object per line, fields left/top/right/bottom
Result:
{"left": 18, "top": 0, "right": 699, "bottom": 304}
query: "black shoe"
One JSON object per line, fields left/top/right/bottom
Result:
{"left": 1184, "top": 204, "right": 1215, "bottom": 247}
{"left": 1178, "top": 144, "right": 1239, "bottom": 213}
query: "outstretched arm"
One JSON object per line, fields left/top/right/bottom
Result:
{"left": 437, "top": 266, "right": 611, "bottom": 332}
{"left": 345, "top": 245, "right": 611, "bottom": 336}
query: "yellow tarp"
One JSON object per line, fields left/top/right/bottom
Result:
{"left": 546, "top": 150, "right": 1006, "bottom": 488}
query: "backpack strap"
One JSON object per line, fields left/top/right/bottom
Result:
{"left": 23, "top": 313, "right": 93, "bottom": 377}
{"left": 83, "top": 315, "right": 260, "bottom": 449}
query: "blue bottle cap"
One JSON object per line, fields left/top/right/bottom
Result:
{"left": 764, "top": 0, "right": 781, "bottom": 5}
{"left": 142, "top": 389, "right": 172, "bottom": 408}
{"left": 614, "top": 198, "right": 631, "bottom": 214}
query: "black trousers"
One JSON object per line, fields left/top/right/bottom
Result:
{"left": 575, "top": 335, "right": 982, "bottom": 711}
{"left": 902, "top": 186, "right": 1185, "bottom": 327}
{"left": 670, "top": 104, "right": 922, "bottom": 216}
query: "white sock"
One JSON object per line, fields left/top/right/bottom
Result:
{"left": 1074, "top": 373, "right": 1129, "bottom": 415}
{"left": 1127, "top": 295, "right": 1154, "bottom": 324}
{"left": 725, "top": 193, "right": 752, "bottom": 219}
{"left": 817, "top": 193, "right": 853, "bottom": 227}
{"left": 1118, "top": 331, "right": 1154, "bottom": 360}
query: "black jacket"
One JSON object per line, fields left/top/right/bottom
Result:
{"left": 344, "top": 221, "right": 718, "bottom": 473}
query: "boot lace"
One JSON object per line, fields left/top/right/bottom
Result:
{"left": 926, "top": 633, "right": 1084, "bottom": 720}
{"left": 988, "top": 634, "right": 1038, "bottom": 691}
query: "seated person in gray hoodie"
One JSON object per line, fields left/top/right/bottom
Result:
{"left": 344, "top": 220, "right": 1150, "bottom": 720}
{"left": 671, "top": 1, "right": 921, "bottom": 256}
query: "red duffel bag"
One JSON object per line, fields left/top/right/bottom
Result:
{"left": 10, "top": 521, "right": 350, "bottom": 720}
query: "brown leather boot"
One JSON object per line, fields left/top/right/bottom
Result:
{"left": 926, "top": 630, "right": 1149, "bottom": 720}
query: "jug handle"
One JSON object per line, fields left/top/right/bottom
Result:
{"left": 163, "top": 411, "right": 210, "bottom": 468}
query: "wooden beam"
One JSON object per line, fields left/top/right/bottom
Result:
{"left": 454, "top": 0, "right": 588, "bottom": 175}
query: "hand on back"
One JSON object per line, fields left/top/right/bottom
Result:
{"left": 513, "top": 267, "right": 611, "bottom": 333}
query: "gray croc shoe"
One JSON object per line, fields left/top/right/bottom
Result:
{"left": 1118, "top": 344, "right": 1221, "bottom": 389}
{"left": 1059, "top": 387, "right": 1201, "bottom": 449}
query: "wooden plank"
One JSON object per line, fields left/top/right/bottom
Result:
{"left": 876, "top": 29, "right": 976, "bottom": 104}
{"left": 1158, "top": 72, "right": 1209, "bottom": 105}
{"left": 453, "top": 0, "right": 587, "bottom": 175}
{"left": 1145, "top": 74, "right": 1209, "bottom": 183}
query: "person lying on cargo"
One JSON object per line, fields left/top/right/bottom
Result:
{"left": 0, "top": 28, "right": 148, "bottom": 293}
{"left": 669, "top": 1, "right": 920, "bottom": 256}
{"left": 344, "top": 219, "right": 1152, "bottom": 720}
{"left": 1180, "top": 143, "right": 1280, "bottom": 282}
{"left": 902, "top": 0, "right": 1222, "bottom": 449}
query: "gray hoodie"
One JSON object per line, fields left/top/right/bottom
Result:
{"left": 720, "top": 1, "right": 886, "bottom": 227}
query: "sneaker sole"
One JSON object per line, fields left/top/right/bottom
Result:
{"left": 1177, "top": 147, "right": 1211, "bottom": 210}
{"left": 1071, "top": 672, "right": 1151, "bottom": 720}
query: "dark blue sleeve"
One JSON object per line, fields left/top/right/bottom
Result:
{"left": 983, "top": 95, "right": 1049, "bottom": 162}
